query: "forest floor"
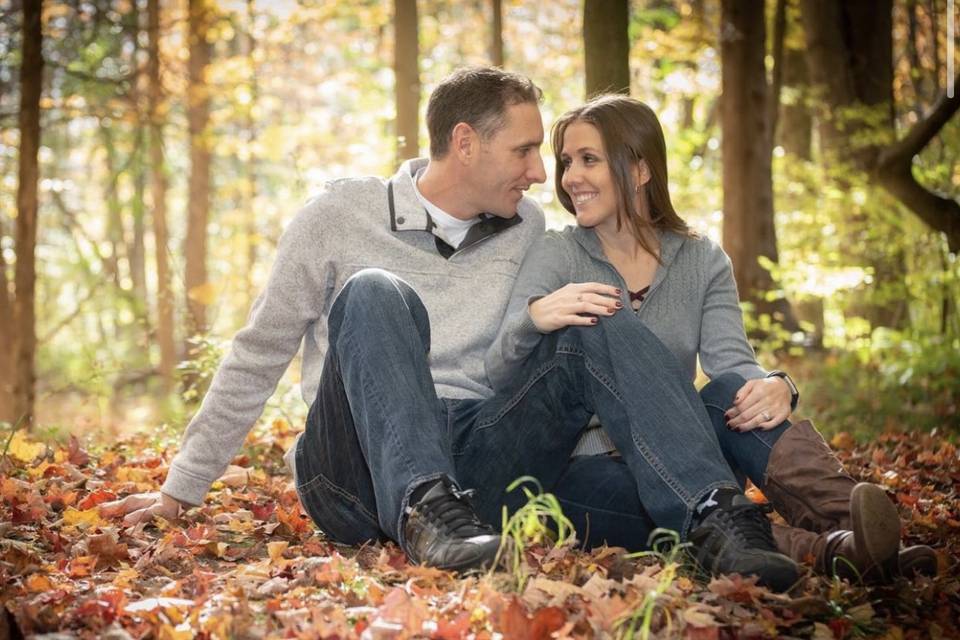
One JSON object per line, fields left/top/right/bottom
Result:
{"left": 1, "top": 418, "right": 958, "bottom": 639}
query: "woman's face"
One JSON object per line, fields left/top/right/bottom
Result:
{"left": 559, "top": 121, "right": 623, "bottom": 233}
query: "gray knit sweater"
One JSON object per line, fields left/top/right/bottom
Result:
{"left": 485, "top": 225, "right": 768, "bottom": 453}
{"left": 162, "top": 159, "right": 545, "bottom": 506}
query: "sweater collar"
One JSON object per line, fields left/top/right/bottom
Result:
{"left": 570, "top": 224, "right": 686, "bottom": 289}
{"left": 388, "top": 158, "right": 523, "bottom": 247}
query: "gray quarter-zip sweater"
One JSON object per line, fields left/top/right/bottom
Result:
{"left": 485, "top": 225, "right": 769, "bottom": 455}
{"left": 162, "top": 158, "right": 545, "bottom": 506}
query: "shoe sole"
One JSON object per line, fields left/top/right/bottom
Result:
{"left": 850, "top": 483, "right": 900, "bottom": 580}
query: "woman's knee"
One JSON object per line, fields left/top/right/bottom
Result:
{"left": 699, "top": 372, "right": 747, "bottom": 411}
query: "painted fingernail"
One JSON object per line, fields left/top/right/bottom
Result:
{"left": 591, "top": 317, "right": 598, "bottom": 324}
{"left": 615, "top": 301, "right": 623, "bottom": 309}
{"left": 615, "top": 289, "right": 622, "bottom": 295}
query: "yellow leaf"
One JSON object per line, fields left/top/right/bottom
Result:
{"left": 187, "top": 282, "right": 217, "bottom": 306}
{"left": 8, "top": 431, "right": 45, "bottom": 463}
{"left": 25, "top": 573, "right": 54, "bottom": 592}
{"left": 63, "top": 507, "right": 106, "bottom": 529}
{"left": 267, "top": 541, "right": 288, "bottom": 563}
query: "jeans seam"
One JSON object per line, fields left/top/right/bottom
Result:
{"left": 473, "top": 358, "right": 562, "bottom": 431}
{"left": 556, "top": 497, "right": 649, "bottom": 520}
{"left": 298, "top": 470, "right": 380, "bottom": 526}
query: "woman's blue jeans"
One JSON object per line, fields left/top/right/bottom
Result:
{"left": 553, "top": 372, "right": 793, "bottom": 551}
{"left": 294, "top": 269, "right": 743, "bottom": 550}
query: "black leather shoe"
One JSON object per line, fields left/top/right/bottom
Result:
{"left": 402, "top": 480, "right": 501, "bottom": 572}
{"left": 689, "top": 495, "right": 800, "bottom": 592}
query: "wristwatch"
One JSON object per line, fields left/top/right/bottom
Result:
{"left": 766, "top": 370, "right": 799, "bottom": 411}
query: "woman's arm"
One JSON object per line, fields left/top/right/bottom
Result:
{"left": 485, "top": 234, "right": 618, "bottom": 391}
{"left": 698, "top": 243, "right": 795, "bottom": 430}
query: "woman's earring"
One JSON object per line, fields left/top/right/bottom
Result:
{"left": 635, "top": 185, "right": 641, "bottom": 194}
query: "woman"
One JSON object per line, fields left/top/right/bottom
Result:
{"left": 485, "top": 95, "right": 935, "bottom": 582}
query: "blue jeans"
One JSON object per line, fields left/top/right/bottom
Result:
{"left": 295, "top": 269, "right": 740, "bottom": 548}
{"left": 552, "top": 373, "right": 793, "bottom": 550}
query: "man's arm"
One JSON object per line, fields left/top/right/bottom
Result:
{"left": 102, "top": 199, "right": 331, "bottom": 522}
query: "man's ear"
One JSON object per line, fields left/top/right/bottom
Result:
{"left": 450, "top": 122, "right": 480, "bottom": 164}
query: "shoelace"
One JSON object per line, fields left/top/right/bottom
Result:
{"left": 720, "top": 502, "right": 776, "bottom": 549}
{"left": 419, "top": 487, "right": 493, "bottom": 538}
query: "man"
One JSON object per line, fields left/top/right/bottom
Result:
{"left": 103, "top": 67, "right": 799, "bottom": 588}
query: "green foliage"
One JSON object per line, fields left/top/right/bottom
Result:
{"left": 177, "top": 335, "right": 229, "bottom": 406}
{"left": 495, "top": 476, "right": 576, "bottom": 591}
{"left": 795, "top": 330, "right": 960, "bottom": 439}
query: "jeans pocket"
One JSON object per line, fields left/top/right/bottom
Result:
{"left": 296, "top": 472, "right": 384, "bottom": 545}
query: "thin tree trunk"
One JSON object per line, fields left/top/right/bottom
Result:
{"left": 720, "top": 0, "right": 796, "bottom": 328}
{"left": 0, "top": 212, "right": 13, "bottom": 422}
{"left": 583, "top": 0, "right": 630, "bottom": 97}
{"left": 394, "top": 0, "right": 419, "bottom": 166}
{"left": 13, "top": 0, "right": 43, "bottom": 426}
{"left": 185, "top": 0, "right": 213, "bottom": 340}
{"left": 149, "top": 0, "right": 176, "bottom": 387}
{"left": 245, "top": 0, "right": 258, "bottom": 308}
{"left": 490, "top": 0, "right": 504, "bottom": 67}
{"left": 128, "top": 0, "right": 147, "bottom": 310}
{"left": 778, "top": 45, "right": 812, "bottom": 160}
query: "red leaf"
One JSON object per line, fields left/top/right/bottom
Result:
{"left": 435, "top": 611, "right": 472, "bottom": 640}
{"left": 67, "top": 436, "right": 90, "bottom": 466}
{"left": 78, "top": 488, "right": 117, "bottom": 510}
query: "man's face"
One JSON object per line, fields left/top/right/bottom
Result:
{"left": 470, "top": 102, "right": 547, "bottom": 218}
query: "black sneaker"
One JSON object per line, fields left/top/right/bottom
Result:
{"left": 402, "top": 480, "right": 501, "bottom": 572}
{"left": 689, "top": 495, "right": 799, "bottom": 592}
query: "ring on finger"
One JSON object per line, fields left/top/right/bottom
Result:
{"left": 761, "top": 410, "right": 772, "bottom": 421}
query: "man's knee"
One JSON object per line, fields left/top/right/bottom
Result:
{"left": 333, "top": 268, "right": 430, "bottom": 345}
{"left": 699, "top": 372, "right": 747, "bottom": 410}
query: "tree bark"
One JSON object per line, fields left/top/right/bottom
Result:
{"left": 778, "top": 44, "right": 812, "bottom": 160}
{"left": 13, "top": 0, "right": 43, "bottom": 426}
{"left": 394, "top": 0, "right": 419, "bottom": 166}
{"left": 583, "top": 0, "right": 630, "bottom": 97}
{"left": 0, "top": 208, "right": 13, "bottom": 422}
{"left": 720, "top": 0, "right": 795, "bottom": 329}
{"left": 149, "top": 0, "right": 176, "bottom": 387}
{"left": 490, "top": 0, "right": 504, "bottom": 67}
{"left": 185, "top": 0, "right": 213, "bottom": 339}
{"left": 800, "top": 0, "right": 960, "bottom": 326}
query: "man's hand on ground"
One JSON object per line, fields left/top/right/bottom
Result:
{"left": 100, "top": 491, "right": 183, "bottom": 526}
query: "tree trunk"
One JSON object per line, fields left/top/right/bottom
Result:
{"left": 13, "top": 0, "right": 43, "bottom": 426}
{"left": 720, "top": 0, "right": 796, "bottom": 329}
{"left": 801, "top": 0, "right": 916, "bottom": 327}
{"left": 128, "top": 0, "right": 148, "bottom": 311}
{"left": 0, "top": 210, "right": 13, "bottom": 422}
{"left": 394, "top": 0, "right": 419, "bottom": 166}
{"left": 149, "top": 0, "right": 176, "bottom": 388}
{"left": 778, "top": 45, "right": 812, "bottom": 160}
{"left": 490, "top": 0, "right": 504, "bottom": 67}
{"left": 185, "top": 0, "right": 213, "bottom": 340}
{"left": 583, "top": 0, "right": 630, "bottom": 97}
{"left": 244, "top": 0, "right": 259, "bottom": 309}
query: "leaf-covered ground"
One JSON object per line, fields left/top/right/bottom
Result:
{"left": 2, "top": 419, "right": 958, "bottom": 639}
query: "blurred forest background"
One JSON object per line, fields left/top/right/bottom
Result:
{"left": 0, "top": 0, "right": 958, "bottom": 445}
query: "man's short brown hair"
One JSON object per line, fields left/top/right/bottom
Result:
{"left": 427, "top": 67, "right": 542, "bottom": 159}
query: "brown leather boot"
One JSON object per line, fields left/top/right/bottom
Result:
{"left": 763, "top": 420, "right": 856, "bottom": 532}
{"left": 771, "top": 483, "right": 899, "bottom": 581}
